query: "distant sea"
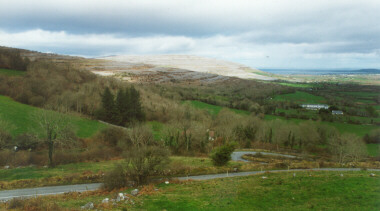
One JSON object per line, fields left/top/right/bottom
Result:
{"left": 260, "top": 68, "right": 380, "bottom": 75}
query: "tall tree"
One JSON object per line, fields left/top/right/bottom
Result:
{"left": 33, "top": 109, "right": 74, "bottom": 167}
{"left": 129, "top": 85, "right": 144, "bottom": 121}
{"left": 100, "top": 87, "right": 116, "bottom": 123}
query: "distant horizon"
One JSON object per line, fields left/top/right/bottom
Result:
{"left": 3, "top": 44, "right": 380, "bottom": 71}
{"left": 1, "top": 0, "right": 380, "bottom": 70}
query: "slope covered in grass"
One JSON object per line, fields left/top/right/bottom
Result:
{"left": 0, "top": 95, "right": 107, "bottom": 138}
{"left": 52, "top": 171, "right": 380, "bottom": 210}
{"left": 0, "top": 68, "right": 25, "bottom": 76}
{"left": 185, "top": 100, "right": 250, "bottom": 116}
{"left": 265, "top": 115, "right": 378, "bottom": 137}
{"left": 274, "top": 91, "right": 326, "bottom": 104}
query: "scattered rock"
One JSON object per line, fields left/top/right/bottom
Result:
{"left": 165, "top": 181, "right": 169, "bottom": 184}
{"left": 131, "top": 189, "right": 139, "bottom": 196}
{"left": 4, "top": 165, "right": 9, "bottom": 169}
{"left": 43, "top": 165, "right": 48, "bottom": 168}
{"left": 370, "top": 173, "right": 376, "bottom": 177}
{"left": 81, "top": 202, "right": 94, "bottom": 210}
{"left": 261, "top": 176, "right": 267, "bottom": 179}
{"left": 116, "top": 193, "right": 125, "bottom": 201}
{"left": 102, "top": 198, "right": 109, "bottom": 204}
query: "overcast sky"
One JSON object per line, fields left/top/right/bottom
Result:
{"left": 0, "top": 0, "right": 379, "bottom": 69}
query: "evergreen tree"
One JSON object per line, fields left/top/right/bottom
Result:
{"left": 101, "top": 87, "right": 116, "bottom": 123}
{"left": 129, "top": 85, "right": 144, "bottom": 121}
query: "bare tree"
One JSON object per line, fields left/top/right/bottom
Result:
{"left": 329, "top": 134, "right": 367, "bottom": 164}
{"left": 32, "top": 109, "right": 74, "bottom": 167}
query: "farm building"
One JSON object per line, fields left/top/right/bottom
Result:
{"left": 301, "top": 104, "right": 329, "bottom": 110}
{"left": 332, "top": 110, "right": 344, "bottom": 115}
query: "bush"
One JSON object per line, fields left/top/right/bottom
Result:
{"left": 14, "top": 133, "right": 40, "bottom": 150}
{"left": 7, "top": 198, "right": 25, "bottom": 209}
{"left": 210, "top": 143, "right": 236, "bottom": 166}
{"left": 103, "top": 164, "right": 128, "bottom": 190}
{"left": 124, "top": 146, "right": 170, "bottom": 185}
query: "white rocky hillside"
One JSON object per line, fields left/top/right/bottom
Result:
{"left": 100, "top": 55, "right": 275, "bottom": 81}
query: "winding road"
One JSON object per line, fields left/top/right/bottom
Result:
{"left": 1, "top": 151, "right": 378, "bottom": 201}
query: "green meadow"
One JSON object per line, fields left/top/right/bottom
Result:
{"left": 0, "top": 95, "right": 107, "bottom": 138}
{"left": 0, "top": 68, "right": 26, "bottom": 77}
{"left": 185, "top": 100, "right": 250, "bottom": 116}
{"left": 273, "top": 91, "right": 326, "bottom": 104}
{"left": 55, "top": 171, "right": 380, "bottom": 210}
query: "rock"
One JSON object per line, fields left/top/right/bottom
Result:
{"left": 165, "top": 181, "right": 169, "bottom": 184}
{"left": 340, "top": 174, "right": 344, "bottom": 177}
{"left": 293, "top": 173, "right": 296, "bottom": 177}
{"left": 370, "top": 173, "right": 376, "bottom": 177}
{"left": 261, "top": 176, "right": 267, "bottom": 179}
{"left": 155, "top": 188, "right": 159, "bottom": 191}
{"left": 4, "top": 165, "right": 9, "bottom": 169}
{"left": 81, "top": 202, "right": 94, "bottom": 210}
{"left": 102, "top": 198, "right": 109, "bottom": 204}
{"left": 116, "top": 193, "right": 125, "bottom": 201}
{"left": 131, "top": 189, "right": 139, "bottom": 196}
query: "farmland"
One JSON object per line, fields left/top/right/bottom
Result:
{"left": 0, "top": 95, "right": 106, "bottom": 138}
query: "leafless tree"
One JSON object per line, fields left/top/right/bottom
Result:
{"left": 32, "top": 109, "right": 74, "bottom": 167}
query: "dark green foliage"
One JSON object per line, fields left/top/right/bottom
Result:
{"left": 97, "top": 86, "right": 145, "bottom": 126}
{"left": 129, "top": 86, "right": 145, "bottom": 122}
{"left": 103, "top": 164, "right": 128, "bottom": 190}
{"left": 365, "top": 106, "right": 378, "bottom": 117}
{"left": 210, "top": 143, "right": 236, "bottom": 166}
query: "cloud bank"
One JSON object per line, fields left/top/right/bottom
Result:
{"left": 0, "top": 0, "right": 379, "bottom": 68}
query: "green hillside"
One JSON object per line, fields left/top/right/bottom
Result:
{"left": 0, "top": 95, "right": 107, "bottom": 138}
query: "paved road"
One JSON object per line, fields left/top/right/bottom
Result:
{"left": 0, "top": 183, "right": 102, "bottom": 201}
{"left": 231, "top": 151, "right": 296, "bottom": 162}
{"left": 1, "top": 168, "right": 379, "bottom": 201}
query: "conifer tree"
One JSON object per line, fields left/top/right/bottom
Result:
{"left": 101, "top": 87, "right": 116, "bottom": 122}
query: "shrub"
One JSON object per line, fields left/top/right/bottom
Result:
{"left": 14, "top": 133, "right": 40, "bottom": 150}
{"left": 7, "top": 198, "right": 25, "bottom": 209}
{"left": 124, "top": 146, "right": 170, "bottom": 185}
{"left": 103, "top": 164, "right": 128, "bottom": 190}
{"left": 210, "top": 143, "right": 236, "bottom": 166}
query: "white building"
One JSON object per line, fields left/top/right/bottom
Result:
{"left": 301, "top": 104, "right": 329, "bottom": 110}
{"left": 332, "top": 110, "right": 344, "bottom": 115}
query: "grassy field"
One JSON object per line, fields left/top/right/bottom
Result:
{"left": 50, "top": 171, "right": 380, "bottom": 210}
{"left": 0, "top": 68, "right": 26, "bottom": 76}
{"left": 0, "top": 156, "right": 240, "bottom": 182}
{"left": 278, "top": 82, "right": 317, "bottom": 88}
{"left": 265, "top": 114, "right": 378, "bottom": 137}
{"left": 185, "top": 100, "right": 250, "bottom": 116}
{"left": 367, "top": 144, "right": 380, "bottom": 157}
{"left": 0, "top": 159, "right": 123, "bottom": 181}
{"left": 0, "top": 95, "right": 107, "bottom": 138}
{"left": 273, "top": 91, "right": 326, "bottom": 104}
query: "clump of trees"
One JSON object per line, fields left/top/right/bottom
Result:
{"left": 96, "top": 86, "right": 145, "bottom": 126}
{"left": 0, "top": 47, "right": 30, "bottom": 71}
